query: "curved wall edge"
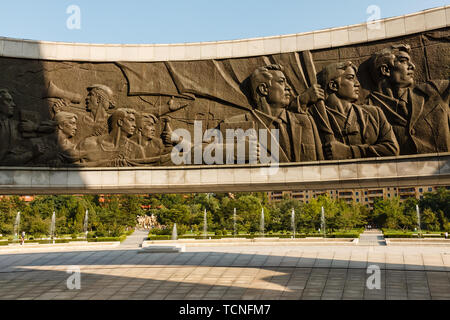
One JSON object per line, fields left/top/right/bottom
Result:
{"left": 0, "top": 153, "right": 448, "bottom": 195}
{"left": 0, "top": 6, "right": 448, "bottom": 62}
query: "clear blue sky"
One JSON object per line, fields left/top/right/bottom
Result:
{"left": 0, "top": 0, "right": 448, "bottom": 44}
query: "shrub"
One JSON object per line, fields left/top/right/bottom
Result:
{"left": 328, "top": 232, "right": 360, "bottom": 238}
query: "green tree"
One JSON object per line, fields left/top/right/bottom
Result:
{"left": 420, "top": 188, "right": 450, "bottom": 221}
{"left": 421, "top": 208, "right": 440, "bottom": 231}
{"left": 270, "top": 198, "right": 303, "bottom": 232}
{"left": 373, "top": 198, "right": 409, "bottom": 230}
{"left": 232, "top": 195, "right": 264, "bottom": 233}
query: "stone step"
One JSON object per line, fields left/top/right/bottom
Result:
{"left": 358, "top": 231, "right": 386, "bottom": 246}
{"left": 139, "top": 245, "right": 186, "bottom": 253}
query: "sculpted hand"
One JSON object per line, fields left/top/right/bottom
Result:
{"left": 162, "top": 130, "right": 181, "bottom": 145}
{"left": 19, "top": 120, "right": 38, "bottom": 133}
{"left": 324, "top": 141, "right": 352, "bottom": 160}
{"left": 168, "top": 96, "right": 189, "bottom": 112}
{"left": 32, "top": 143, "right": 46, "bottom": 156}
{"left": 299, "top": 84, "right": 325, "bottom": 105}
{"left": 52, "top": 99, "right": 69, "bottom": 115}
{"left": 38, "top": 120, "right": 57, "bottom": 133}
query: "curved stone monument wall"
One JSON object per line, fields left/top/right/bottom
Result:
{"left": 0, "top": 6, "right": 448, "bottom": 193}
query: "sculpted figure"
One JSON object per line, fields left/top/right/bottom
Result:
{"left": 311, "top": 61, "right": 399, "bottom": 160}
{"left": 367, "top": 44, "right": 450, "bottom": 155}
{"left": 85, "top": 84, "right": 114, "bottom": 124}
{"left": 133, "top": 113, "right": 164, "bottom": 157}
{"left": 32, "top": 111, "right": 84, "bottom": 166}
{"left": 222, "top": 64, "right": 323, "bottom": 163}
{"left": 80, "top": 108, "right": 145, "bottom": 166}
{"left": 0, "top": 89, "right": 46, "bottom": 165}
{"left": 130, "top": 113, "right": 174, "bottom": 165}
{"left": 56, "top": 84, "right": 115, "bottom": 142}
{"left": 52, "top": 111, "right": 88, "bottom": 165}
{"left": 55, "top": 111, "right": 78, "bottom": 151}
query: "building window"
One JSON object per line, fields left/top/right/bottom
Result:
{"left": 388, "top": 194, "right": 390, "bottom": 197}
{"left": 356, "top": 192, "right": 359, "bottom": 196}
{"left": 306, "top": 195, "right": 308, "bottom": 199}
{"left": 356, "top": 199, "right": 359, "bottom": 202}
{"left": 365, "top": 198, "right": 368, "bottom": 202}
{"left": 428, "top": 188, "right": 432, "bottom": 192}
{"left": 364, "top": 191, "right": 367, "bottom": 195}
{"left": 419, "top": 188, "right": 423, "bottom": 193}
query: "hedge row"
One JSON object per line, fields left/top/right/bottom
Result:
{"left": 0, "top": 236, "right": 126, "bottom": 244}
{"left": 383, "top": 233, "right": 446, "bottom": 238}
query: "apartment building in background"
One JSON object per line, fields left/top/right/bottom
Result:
{"left": 268, "top": 186, "right": 450, "bottom": 209}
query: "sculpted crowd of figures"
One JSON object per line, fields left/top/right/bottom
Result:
{"left": 0, "top": 44, "right": 448, "bottom": 167}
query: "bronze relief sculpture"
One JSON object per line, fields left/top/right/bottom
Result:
{"left": 0, "top": 28, "right": 448, "bottom": 168}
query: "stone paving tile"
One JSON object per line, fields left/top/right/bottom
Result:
{"left": 321, "top": 289, "right": 344, "bottom": 300}
{"left": 261, "top": 253, "right": 281, "bottom": 267}
{"left": 386, "top": 253, "right": 405, "bottom": 270}
{"left": 314, "top": 251, "right": 334, "bottom": 268}
{"left": 297, "top": 251, "right": 317, "bottom": 268}
{"left": 426, "top": 271, "right": 450, "bottom": 299}
{"left": 403, "top": 254, "right": 424, "bottom": 271}
{"left": 332, "top": 251, "right": 351, "bottom": 268}
{"left": 367, "top": 252, "right": 385, "bottom": 269}
{"left": 348, "top": 251, "right": 367, "bottom": 269}
{"left": 441, "top": 254, "right": 450, "bottom": 272}
{"left": 280, "top": 251, "right": 301, "bottom": 267}
{"left": 423, "top": 254, "right": 446, "bottom": 271}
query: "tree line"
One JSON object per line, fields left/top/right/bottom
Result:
{"left": 0, "top": 188, "right": 447, "bottom": 239}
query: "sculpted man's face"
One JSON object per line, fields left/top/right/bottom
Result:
{"left": 119, "top": 112, "right": 136, "bottom": 137}
{"left": 86, "top": 89, "right": 109, "bottom": 117}
{"left": 140, "top": 120, "right": 156, "bottom": 140}
{"left": 60, "top": 117, "right": 77, "bottom": 138}
{"left": 0, "top": 92, "right": 16, "bottom": 117}
{"left": 334, "top": 67, "right": 360, "bottom": 103}
{"left": 266, "top": 70, "right": 292, "bottom": 109}
{"left": 390, "top": 51, "right": 415, "bottom": 88}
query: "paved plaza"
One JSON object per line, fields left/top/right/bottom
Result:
{"left": 0, "top": 237, "right": 449, "bottom": 300}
